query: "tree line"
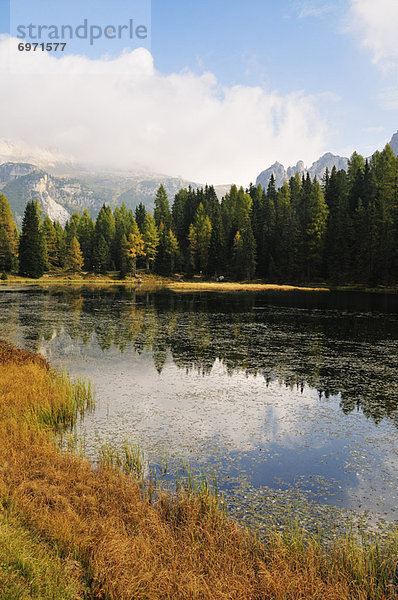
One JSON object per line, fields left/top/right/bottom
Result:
{"left": 0, "top": 143, "right": 397, "bottom": 284}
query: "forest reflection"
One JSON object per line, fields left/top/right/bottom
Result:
{"left": 4, "top": 286, "right": 398, "bottom": 426}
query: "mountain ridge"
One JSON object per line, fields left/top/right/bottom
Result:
{"left": 255, "top": 131, "right": 398, "bottom": 190}
{"left": 1, "top": 130, "right": 397, "bottom": 226}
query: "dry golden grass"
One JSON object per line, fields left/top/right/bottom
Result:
{"left": 166, "top": 281, "right": 329, "bottom": 293}
{"left": 0, "top": 341, "right": 397, "bottom": 600}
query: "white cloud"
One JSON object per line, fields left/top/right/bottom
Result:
{"left": 0, "top": 36, "right": 329, "bottom": 185}
{"left": 347, "top": 0, "right": 398, "bottom": 70}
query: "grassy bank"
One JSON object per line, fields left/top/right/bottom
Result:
{"left": 167, "top": 281, "right": 329, "bottom": 292}
{"left": 0, "top": 340, "right": 397, "bottom": 599}
{"left": 2, "top": 271, "right": 398, "bottom": 293}
{"left": 0, "top": 272, "right": 329, "bottom": 292}
{"left": 0, "top": 272, "right": 170, "bottom": 288}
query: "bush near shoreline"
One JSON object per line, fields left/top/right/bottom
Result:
{"left": 0, "top": 340, "right": 397, "bottom": 600}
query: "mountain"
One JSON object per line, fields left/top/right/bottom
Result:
{"left": 390, "top": 131, "right": 398, "bottom": 155}
{"left": 256, "top": 153, "right": 349, "bottom": 190}
{"left": 0, "top": 160, "right": 203, "bottom": 226}
{"left": 256, "top": 130, "right": 398, "bottom": 190}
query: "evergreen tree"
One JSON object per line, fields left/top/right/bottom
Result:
{"left": 304, "top": 179, "right": 329, "bottom": 279}
{"left": 19, "top": 201, "right": 46, "bottom": 278}
{"left": 0, "top": 194, "right": 18, "bottom": 272}
{"left": 188, "top": 203, "right": 212, "bottom": 273}
{"left": 64, "top": 236, "right": 84, "bottom": 272}
{"left": 208, "top": 203, "right": 226, "bottom": 276}
{"left": 41, "top": 216, "right": 58, "bottom": 270}
{"left": 165, "top": 228, "right": 180, "bottom": 274}
{"left": 233, "top": 217, "right": 256, "bottom": 280}
{"left": 154, "top": 185, "right": 171, "bottom": 229}
{"left": 93, "top": 204, "right": 115, "bottom": 272}
{"left": 261, "top": 180, "right": 276, "bottom": 278}
{"left": 54, "top": 222, "right": 66, "bottom": 268}
{"left": 143, "top": 212, "right": 159, "bottom": 272}
{"left": 77, "top": 209, "right": 95, "bottom": 270}
{"left": 273, "top": 181, "right": 293, "bottom": 280}
{"left": 93, "top": 234, "right": 109, "bottom": 274}
{"left": 113, "top": 204, "right": 134, "bottom": 272}
{"left": 370, "top": 144, "right": 398, "bottom": 283}
{"left": 135, "top": 202, "right": 147, "bottom": 232}
{"left": 323, "top": 168, "right": 351, "bottom": 282}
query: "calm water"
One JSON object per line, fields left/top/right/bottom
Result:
{"left": 1, "top": 286, "right": 397, "bottom": 535}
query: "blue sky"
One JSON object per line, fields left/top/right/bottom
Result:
{"left": 0, "top": 0, "right": 397, "bottom": 184}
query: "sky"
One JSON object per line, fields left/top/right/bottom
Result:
{"left": 0, "top": 0, "right": 397, "bottom": 185}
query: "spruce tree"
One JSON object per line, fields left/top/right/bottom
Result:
{"left": 41, "top": 216, "right": 58, "bottom": 270}
{"left": 77, "top": 209, "right": 95, "bottom": 271}
{"left": 93, "top": 205, "right": 115, "bottom": 272}
{"left": 188, "top": 203, "right": 212, "bottom": 273}
{"left": 165, "top": 228, "right": 179, "bottom": 274}
{"left": 135, "top": 202, "right": 147, "bottom": 232}
{"left": 154, "top": 185, "right": 171, "bottom": 229}
{"left": 143, "top": 212, "right": 159, "bottom": 272}
{"left": 19, "top": 201, "right": 46, "bottom": 278}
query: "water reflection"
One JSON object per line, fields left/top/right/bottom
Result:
{"left": 1, "top": 286, "right": 398, "bottom": 425}
{"left": 0, "top": 287, "right": 398, "bottom": 530}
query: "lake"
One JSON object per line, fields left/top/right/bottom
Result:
{"left": 1, "top": 285, "right": 397, "bottom": 538}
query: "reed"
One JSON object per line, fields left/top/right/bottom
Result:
{"left": 0, "top": 339, "right": 397, "bottom": 600}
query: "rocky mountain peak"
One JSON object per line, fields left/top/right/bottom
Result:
{"left": 389, "top": 131, "right": 398, "bottom": 155}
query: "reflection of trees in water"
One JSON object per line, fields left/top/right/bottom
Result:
{"left": 5, "top": 287, "right": 398, "bottom": 425}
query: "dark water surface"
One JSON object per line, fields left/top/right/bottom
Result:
{"left": 1, "top": 286, "right": 397, "bottom": 535}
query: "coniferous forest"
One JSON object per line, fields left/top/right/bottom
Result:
{"left": 0, "top": 143, "right": 398, "bottom": 285}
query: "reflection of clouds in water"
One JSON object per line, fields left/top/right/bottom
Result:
{"left": 57, "top": 345, "right": 397, "bottom": 519}
{"left": 1, "top": 288, "right": 398, "bottom": 521}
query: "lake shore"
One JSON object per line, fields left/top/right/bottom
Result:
{"left": 0, "top": 339, "right": 397, "bottom": 599}
{"left": 2, "top": 271, "right": 398, "bottom": 294}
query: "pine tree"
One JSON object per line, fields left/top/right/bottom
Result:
{"left": 323, "top": 168, "right": 351, "bottom": 282}
{"left": 261, "top": 182, "right": 276, "bottom": 278}
{"left": 41, "top": 216, "right": 58, "bottom": 270}
{"left": 188, "top": 203, "right": 212, "bottom": 273}
{"left": 370, "top": 144, "right": 398, "bottom": 283}
{"left": 143, "top": 212, "right": 159, "bottom": 272}
{"left": 113, "top": 205, "right": 134, "bottom": 272}
{"left": 93, "top": 205, "right": 115, "bottom": 273}
{"left": 135, "top": 202, "right": 147, "bottom": 232}
{"left": 165, "top": 228, "right": 179, "bottom": 274}
{"left": 54, "top": 222, "right": 66, "bottom": 268}
{"left": 233, "top": 217, "right": 256, "bottom": 281}
{"left": 208, "top": 203, "right": 225, "bottom": 276}
{"left": 154, "top": 185, "right": 171, "bottom": 229}
{"left": 64, "top": 236, "right": 84, "bottom": 272}
{"left": 304, "top": 179, "right": 329, "bottom": 279}
{"left": 0, "top": 194, "right": 18, "bottom": 272}
{"left": 19, "top": 201, "right": 46, "bottom": 278}
{"left": 77, "top": 209, "right": 95, "bottom": 270}
{"left": 273, "top": 181, "right": 293, "bottom": 280}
